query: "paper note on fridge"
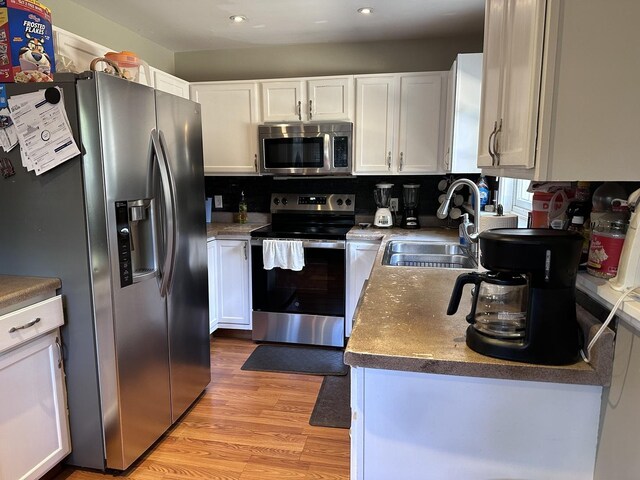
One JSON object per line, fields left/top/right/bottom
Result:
{"left": 8, "top": 88, "right": 81, "bottom": 175}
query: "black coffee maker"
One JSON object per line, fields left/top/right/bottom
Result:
{"left": 447, "top": 228, "right": 583, "bottom": 365}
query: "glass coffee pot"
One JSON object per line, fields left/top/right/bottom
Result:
{"left": 447, "top": 271, "right": 528, "bottom": 339}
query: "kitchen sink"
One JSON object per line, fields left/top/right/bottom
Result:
{"left": 382, "top": 241, "right": 477, "bottom": 269}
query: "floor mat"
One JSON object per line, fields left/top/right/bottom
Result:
{"left": 309, "top": 372, "right": 351, "bottom": 429}
{"left": 240, "top": 344, "right": 349, "bottom": 376}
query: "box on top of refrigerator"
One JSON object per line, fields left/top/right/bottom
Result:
{"left": 0, "top": 0, "right": 54, "bottom": 82}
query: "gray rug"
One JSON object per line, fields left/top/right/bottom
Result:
{"left": 309, "top": 372, "right": 351, "bottom": 429}
{"left": 241, "top": 344, "right": 349, "bottom": 376}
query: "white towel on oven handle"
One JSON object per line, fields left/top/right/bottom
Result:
{"left": 262, "top": 239, "right": 305, "bottom": 271}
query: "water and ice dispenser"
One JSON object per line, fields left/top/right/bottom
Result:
{"left": 115, "top": 199, "right": 158, "bottom": 287}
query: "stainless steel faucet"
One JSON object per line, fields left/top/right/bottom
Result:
{"left": 437, "top": 178, "right": 481, "bottom": 248}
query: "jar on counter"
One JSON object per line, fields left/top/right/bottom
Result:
{"left": 587, "top": 212, "right": 628, "bottom": 278}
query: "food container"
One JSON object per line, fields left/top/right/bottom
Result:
{"left": 0, "top": 0, "right": 55, "bottom": 82}
{"left": 104, "top": 51, "right": 143, "bottom": 82}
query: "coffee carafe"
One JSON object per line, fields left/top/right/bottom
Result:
{"left": 447, "top": 228, "right": 584, "bottom": 365}
{"left": 374, "top": 183, "right": 394, "bottom": 228}
{"left": 401, "top": 183, "right": 420, "bottom": 229}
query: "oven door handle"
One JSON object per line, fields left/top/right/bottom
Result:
{"left": 251, "top": 238, "right": 345, "bottom": 250}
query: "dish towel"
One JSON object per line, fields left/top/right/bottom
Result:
{"left": 263, "top": 239, "right": 305, "bottom": 271}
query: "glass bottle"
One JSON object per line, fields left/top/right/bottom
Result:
{"left": 587, "top": 212, "right": 628, "bottom": 278}
{"left": 238, "top": 191, "right": 248, "bottom": 224}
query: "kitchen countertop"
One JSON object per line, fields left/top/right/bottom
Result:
{"left": 344, "top": 229, "right": 614, "bottom": 386}
{"left": 0, "top": 275, "right": 61, "bottom": 312}
{"left": 206, "top": 222, "right": 270, "bottom": 239}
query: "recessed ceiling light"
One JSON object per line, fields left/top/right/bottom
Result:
{"left": 229, "top": 15, "right": 247, "bottom": 23}
{"left": 357, "top": 7, "right": 373, "bottom": 15}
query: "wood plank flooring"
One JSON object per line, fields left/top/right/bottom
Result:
{"left": 54, "top": 336, "right": 350, "bottom": 480}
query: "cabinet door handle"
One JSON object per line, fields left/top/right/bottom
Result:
{"left": 9, "top": 317, "right": 40, "bottom": 333}
{"left": 399, "top": 152, "right": 404, "bottom": 171}
{"left": 55, "top": 336, "right": 63, "bottom": 369}
{"left": 387, "top": 152, "right": 392, "bottom": 171}
{"left": 309, "top": 100, "right": 313, "bottom": 120}
{"left": 254, "top": 153, "right": 258, "bottom": 172}
{"left": 243, "top": 243, "right": 248, "bottom": 260}
{"left": 297, "top": 101, "right": 302, "bottom": 121}
{"left": 487, "top": 121, "right": 497, "bottom": 165}
{"left": 493, "top": 119, "right": 502, "bottom": 165}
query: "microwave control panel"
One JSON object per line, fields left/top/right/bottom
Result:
{"left": 333, "top": 136, "right": 349, "bottom": 168}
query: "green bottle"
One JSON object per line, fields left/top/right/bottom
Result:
{"left": 238, "top": 191, "right": 248, "bottom": 224}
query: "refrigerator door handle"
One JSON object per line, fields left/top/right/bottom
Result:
{"left": 158, "top": 130, "right": 180, "bottom": 295}
{"left": 150, "top": 129, "right": 177, "bottom": 297}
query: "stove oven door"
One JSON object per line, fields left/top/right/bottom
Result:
{"left": 251, "top": 238, "right": 345, "bottom": 347}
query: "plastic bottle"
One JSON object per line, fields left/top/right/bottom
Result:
{"left": 476, "top": 176, "right": 490, "bottom": 211}
{"left": 459, "top": 213, "right": 469, "bottom": 246}
{"left": 238, "top": 191, "right": 248, "bottom": 224}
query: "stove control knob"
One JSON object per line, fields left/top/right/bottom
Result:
{"left": 337, "top": 199, "right": 344, "bottom": 206}
{"left": 273, "top": 197, "right": 280, "bottom": 205}
{"left": 282, "top": 198, "right": 288, "bottom": 205}
{"left": 345, "top": 198, "right": 352, "bottom": 206}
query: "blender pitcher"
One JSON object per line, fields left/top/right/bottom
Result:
{"left": 447, "top": 271, "right": 528, "bottom": 339}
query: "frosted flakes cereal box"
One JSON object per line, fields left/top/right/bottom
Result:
{"left": 0, "top": 0, "right": 54, "bottom": 82}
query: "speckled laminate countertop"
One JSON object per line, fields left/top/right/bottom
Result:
{"left": 0, "top": 275, "right": 61, "bottom": 311}
{"left": 344, "top": 230, "right": 613, "bottom": 386}
{"left": 206, "top": 222, "right": 270, "bottom": 239}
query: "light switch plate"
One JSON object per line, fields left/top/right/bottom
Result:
{"left": 214, "top": 195, "right": 223, "bottom": 208}
{"left": 390, "top": 198, "right": 399, "bottom": 212}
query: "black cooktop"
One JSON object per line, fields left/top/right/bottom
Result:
{"left": 250, "top": 224, "right": 353, "bottom": 240}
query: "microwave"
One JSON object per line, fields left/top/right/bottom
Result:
{"left": 258, "top": 122, "right": 352, "bottom": 176}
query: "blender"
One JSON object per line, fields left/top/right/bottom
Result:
{"left": 373, "top": 183, "right": 394, "bottom": 228}
{"left": 401, "top": 183, "right": 420, "bottom": 229}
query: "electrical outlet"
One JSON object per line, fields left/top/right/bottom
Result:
{"left": 390, "top": 198, "right": 399, "bottom": 212}
{"left": 214, "top": 195, "right": 223, "bottom": 209}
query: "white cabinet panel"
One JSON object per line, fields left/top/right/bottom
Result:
{"left": 352, "top": 367, "right": 601, "bottom": 480}
{"left": 207, "top": 240, "right": 218, "bottom": 334}
{"left": 346, "top": 241, "right": 380, "bottom": 337}
{"left": 191, "top": 82, "right": 259, "bottom": 175}
{"left": 216, "top": 239, "right": 251, "bottom": 329}
{"left": 442, "top": 54, "right": 482, "bottom": 174}
{"left": 397, "top": 73, "right": 444, "bottom": 173}
{"left": 478, "top": 0, "right": 640, "bottom": 181}
{"left": 261, "top": 81, "right": 305, "bottom": 122}
{"left": 0, "top": 330, "right": 71, "bottom": 480}
{"left": 153, "top": 68, "right": 189, "bottom": 98}
{"left": 261, "top": 77, "right": 353, "bottom": 122}
{"left": 354, "top": 76, "right": 396, "bottom": 173}
{"left": 355, "top": 72, "right": 445, "bottom": 175}
{"left": 53, "top": 26, "right": 110, "bottom": 74}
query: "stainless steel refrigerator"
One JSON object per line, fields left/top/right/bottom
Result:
{"left": 0, "top": 72, "right": 210, "bottom": 470}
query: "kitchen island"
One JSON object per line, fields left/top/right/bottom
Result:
{"left": 344, "top": 228, "right": 614, "bottom": 480}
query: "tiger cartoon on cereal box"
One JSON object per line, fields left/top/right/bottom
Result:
{"left": 0, "top": 0, "right": 54, "bottom": 82}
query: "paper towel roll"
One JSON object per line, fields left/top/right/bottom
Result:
{"left": 478, "top": 211, "right": 519, "bottom": 232}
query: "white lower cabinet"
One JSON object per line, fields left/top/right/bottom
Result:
{"left": 345, "top": 240, "right": 380, "bottom": 337}
{"left": 350, "top": 366, "right": 601, "bottom": 480}
{"left": 210, "top": 238, "right": 252, "bottom": 330}
{"left": 0, "top": 296, "right": 70, "bottom": 480}
{"left": 207, "top": 240, "right": 219, "bottom": 333}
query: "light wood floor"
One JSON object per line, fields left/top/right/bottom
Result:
{"left": 54, "top": 336, "right": 350, "bottom": 480}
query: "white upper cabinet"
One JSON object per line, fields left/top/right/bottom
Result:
{"left": 355, "top": 72, "right": 446, "bottom": 175}
{"left": 53, "top": 27, "right": 111, "bottom": 74}
{"left": 152, "top": 68, "right": 190, "bottom": 98}
{"left": 442, "top": 53, "right": 482, "bottom": 174}
{"left": 191, "top": 82, "right": 260, "bottom": 175}
{"left": 261, "top": 76, "right": 353, "bottom": 122}
{"left": 479, "top": 0, "right": 640, "bottom": 181}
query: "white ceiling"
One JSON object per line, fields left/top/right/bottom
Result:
{"left": 68, "top": 0, "right": 485, "bottom": 53}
